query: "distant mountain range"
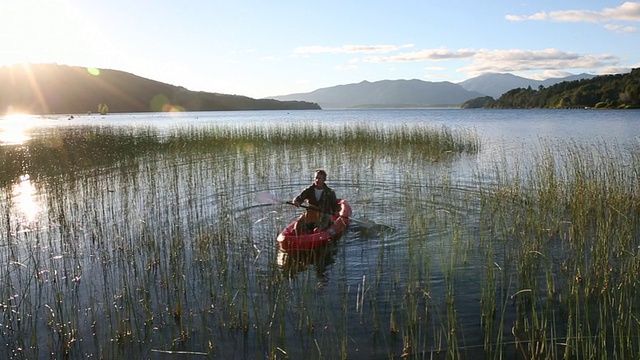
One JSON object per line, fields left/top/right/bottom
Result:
{"left": 0, "top": 63, "right": 601, "bottom": 114}
{"left": 268, "top": 73, "right": 596, "bottom": 109}
{"left": 269, "top": 79, "right": 485, "bottom": 109}
{"left": 0, "top": 64, "right": 320, "bottom": 114}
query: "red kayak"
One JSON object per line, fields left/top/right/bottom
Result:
{"left": 277, "top": 200, "right": 352, "bottom": 252}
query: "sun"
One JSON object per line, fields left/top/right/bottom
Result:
{"left": 0, "top": 1, "right": 100, "bottom": 68}
{"left": 1, "top": 1, "right": 68, "bottom": 61}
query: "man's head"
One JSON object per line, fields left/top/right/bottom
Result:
{"left": 313, "top": 169, "right": 327, "bottom": 187}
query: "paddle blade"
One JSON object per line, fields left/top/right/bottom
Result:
{"left": 255, "top": 191, "right": 283, "bottom": 205}
{"left": 357, "top": 218, "right": 378, "bottom": 230}
{"left": 355, "top": 218, "right": 393, "bottom": 237}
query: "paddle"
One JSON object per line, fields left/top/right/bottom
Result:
{"left": 254, "top": 191, "right": 380, "bottom": 230}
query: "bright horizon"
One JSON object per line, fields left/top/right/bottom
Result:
{"left": 1, "top": 1, "right": 639, "bottom": 99}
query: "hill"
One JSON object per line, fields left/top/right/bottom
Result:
{"left": 488, "top": 68, "right": 640, "bottom": 109}
{"left": 268, "top": 79, "right": 485, "bottom": 109}
{"left": 0, "top": 64, "right": 320, "bottom": 114}
{"left": 458, "top": 72, "right": 596, "bottom": 98}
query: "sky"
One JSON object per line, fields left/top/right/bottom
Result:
{"left": 1, "top": 1, "right": 639, "bottom": 99}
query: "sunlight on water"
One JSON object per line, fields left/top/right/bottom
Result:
{"left": 11, "top": 174, "right": 43, "bottom": 225}
{"left": 0, "top": 114, "right": 36, "bottom": 145}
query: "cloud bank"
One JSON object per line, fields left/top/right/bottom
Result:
{"left": 294, "top": 43, "right": 627, "bottom": 78}
{"left": 506, "top": 2, "right": 640, "bottom": 32}
{"left": 505, "top": 2, "right": 640, "bottom": 22}
{"left": 294, "top": 44, "right": 414, "bottom": 55}
{"left": 291, "top": 3, "right": 637, "bottom": 80}
{"left": 364, "top": 48, "right": 621, "bottom": 76}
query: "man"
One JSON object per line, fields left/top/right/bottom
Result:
{"left": 292, "top": 169, "right": 339, "bottom": 234}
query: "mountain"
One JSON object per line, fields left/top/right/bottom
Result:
{"left": 458, "top": 72, "right": 596, "bottom": 98}
{"left": 0, "top": 64, "right": 320, "bottom": 114}
{"left": 268, "top": 79, "right": 485, "bottom": 109}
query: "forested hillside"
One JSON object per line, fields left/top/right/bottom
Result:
{"left": 0, "top": 64, "right": 320, "bottom": 114}
{"left": 489, "top": 68, "right": 640, "bottom": 109}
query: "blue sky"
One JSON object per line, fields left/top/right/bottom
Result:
{"left": 1, "top": 1, "right": 639, "bottom": 98}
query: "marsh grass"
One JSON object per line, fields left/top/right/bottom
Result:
{"left": 474, "top": 140, "right": 640, "bottom": 359}
{"left": 0, "top": 122, "right": 478, "bottom": 358}
{"left": 0, "top": 123, "right": 479, "bottom": 186}
{"left": 1, "top": 121, "right": 639, "bottom": 359}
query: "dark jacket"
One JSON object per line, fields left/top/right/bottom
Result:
{"left": 295, "top": 185, "right": 339, "bottom": 214}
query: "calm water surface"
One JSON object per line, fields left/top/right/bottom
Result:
{"left": 1, "top": 109, "right": 639, "bottom": 358}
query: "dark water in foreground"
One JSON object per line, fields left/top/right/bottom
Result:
{"left": 1, "top": 109, "right": 639, "bottom": 359}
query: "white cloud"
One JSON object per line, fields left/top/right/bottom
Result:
{"left": 293, "top": 44, "right": 413, "bottom": 55}
{"left": 593, "top": 66, "right": 633, "bottom": 75}
{"left": 598, "top": 1, "right": 640, "bottom": 21}
{"left": 539, "top": 70, "right": 575, "bottom": 78}
{"left": 506, "top": 2, "right": 640, "bottom": 22}
{"left": 336, "top": 64, "right": 358, "bottom": 71}
{"left": 365, "top": 48, "right": 476, "bottom": 63}
{"left": 458, "top": 48, "right": 620, "bottom": 75}
{"left": 505, "top": 12, "right": 549, "bottom": 22}
{"left": 293, "top": 43, "right": 625, "bottom": 79}
{"left": 604, "top": 23, "right": 638, "bottom": 32}
{"left": 363, "top": 48, "right": 620, "bottom": 75}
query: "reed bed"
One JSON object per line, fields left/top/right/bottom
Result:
{"left": 0, "top": 123, "right": 479, "bottom": 186}
{"left": 1, "top": 122, "right": 638, "bottom": 359}
{"left": 471, "top": 140, "right": 640, "bottom": 359}
{"left": 388, "top": 138, "right": 639, "bottom": 359}
{"left": 0, "top": 123, "right": 476, "bottom": 358}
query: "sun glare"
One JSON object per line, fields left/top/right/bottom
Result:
{"left": 1, "top": 1, "right": 108, "bottom": 76}
{"left": 0, "top": 113, "right": 36, "bottom": 145}
{"left": 12, "top": 174, "right": 44, "bottom": 226}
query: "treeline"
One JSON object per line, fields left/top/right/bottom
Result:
{"left": 0, "top": 64, "right": 320, "bottom": 114}
{"left": 464, "top": 68, "right": 640, "bottom": 109}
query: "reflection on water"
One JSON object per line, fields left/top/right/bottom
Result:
{"left": 277, "top": 242, "right": 338, "bottom": 279}
{"left": 0, "top": 114, "right": 36, "bottom": 145}
{"left": 11, "top": 174, "right": 43, "bottom": 225}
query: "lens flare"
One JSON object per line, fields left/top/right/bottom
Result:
{"left": 150, "top": 93, "right": 184, "bottom": 112}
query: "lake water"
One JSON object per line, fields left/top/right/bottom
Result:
{"left": 7, "top": 108, "right": 639, "bottom": 163}
{"left": 5, "top": 108, "right": 638, "bottom": 150}
{"left": 1, "top": 109, "right": 639, "bottom": 359}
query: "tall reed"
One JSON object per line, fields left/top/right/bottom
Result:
{"left": 2, "top": 121, "right": 637, "bottom": 359}
{"left": 0, "top": 122, "right": 478, "bottom": 358}
{"left": 474, "top": 139, "right": 640, "bottom": 359}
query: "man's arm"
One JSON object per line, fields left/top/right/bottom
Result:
{"left": 328, "top": 190, "right": 339, "bottom": 213}
{"left": 293, "top": 186, "right": 312, "bottom": 206}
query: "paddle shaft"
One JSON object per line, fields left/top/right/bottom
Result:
{"left": 288, "top": 201, "right": 370, "bottom": 225}
{"left": 255, "top": 191, "right": 376, "bottom": 228}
